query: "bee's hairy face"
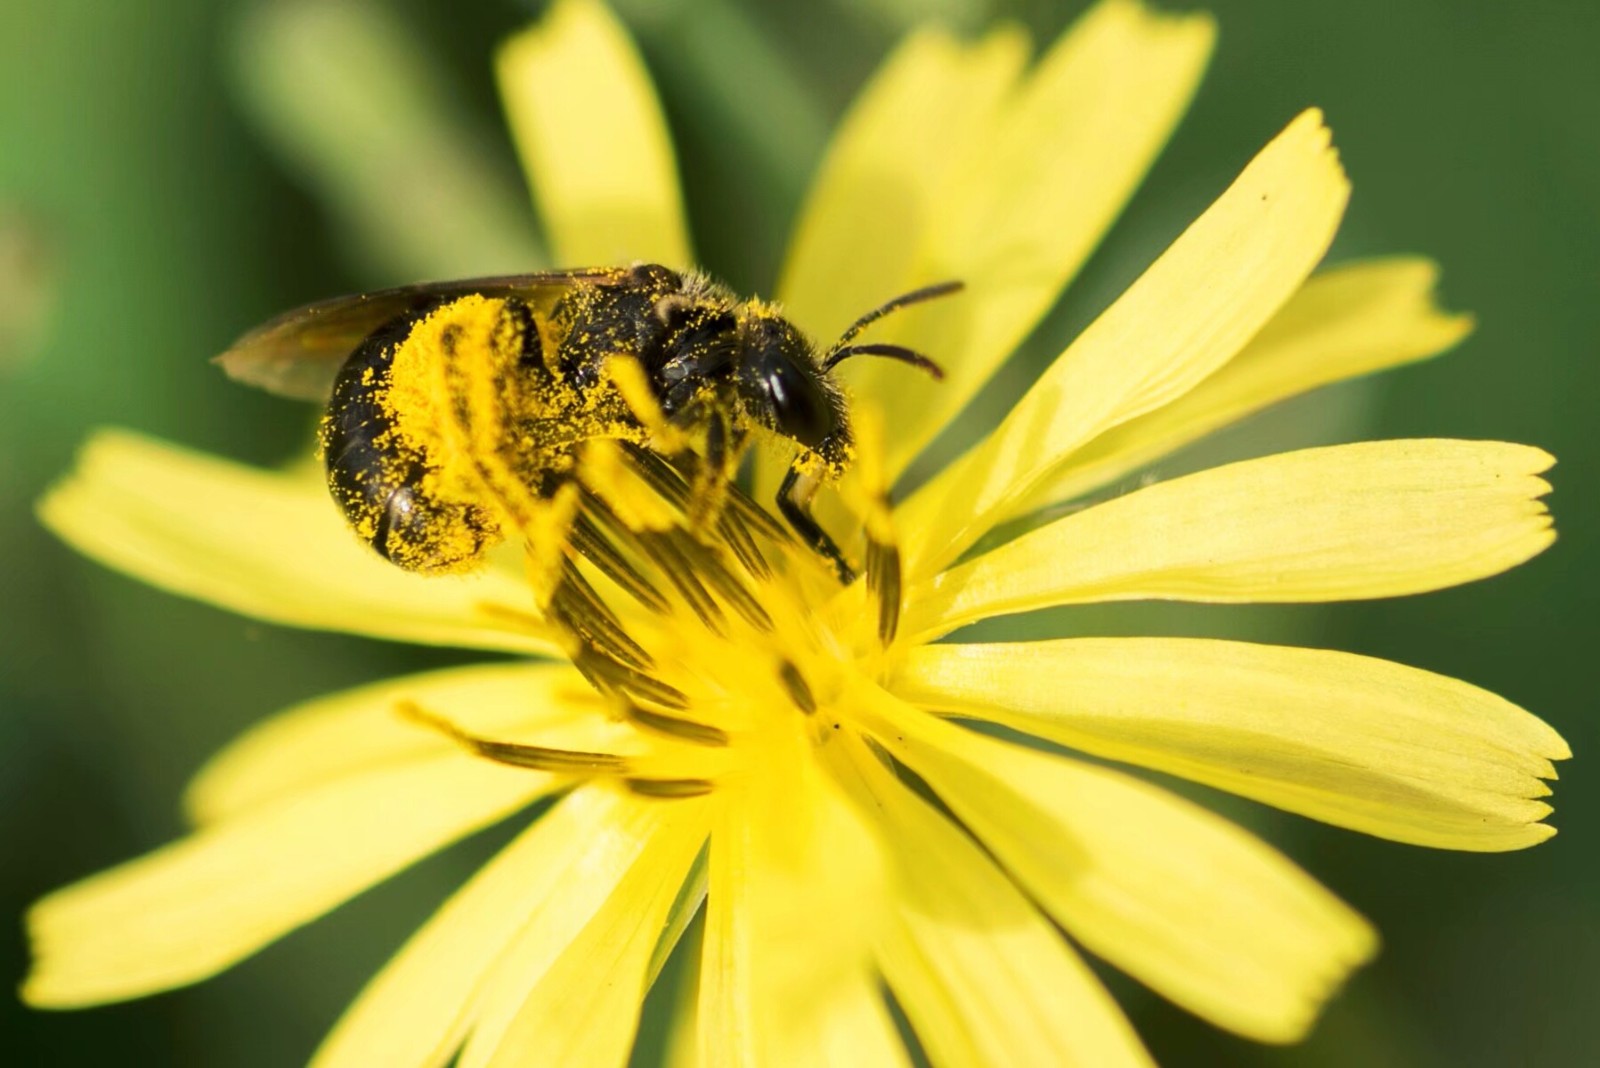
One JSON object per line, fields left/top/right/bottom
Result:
{"left": 734, "top": 308, "right": 851, "bottom": 473}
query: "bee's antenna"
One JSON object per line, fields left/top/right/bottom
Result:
{"left": 823, "top": 279, "right": 964, "bottom": 362}
{"left": 823, "top": 343, "right": 944, "bottom": 380}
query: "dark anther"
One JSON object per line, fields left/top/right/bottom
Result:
{"left": 399, "top": 701, "right": 626, "bottom": 773}
{"left": 667, "top": 530, "right": 773, "bottom": 631}
{"left": 716, "top": 509, "right": 772, "bottom": 580}
{"left": 570, "top": 511, "right": 669, "bottom": 614}
{"left": 779, "top": 659, "right": 818, "bottom": 715}
{"left": 549, "top": 561, "right": 652, "bottom": 670}
{"left": 725, "top": 482, "right": 791, "bottom": 543}
{"left": 865, "top": 535, "right": 902, "bottom": 645}
{"left": 625, "top": 704, "right": 729, "bottom": 747}
{"left": 625, "top": 777, "right": 715, "bottom": 799}
{"left": 618, "top": 441, "right": 694, "bottom": 510}
{"left": 571, "top": 647, "right": 690, "bottom": 709}
{"left": 637, "top": 532, "right": 725, "bottom": 632}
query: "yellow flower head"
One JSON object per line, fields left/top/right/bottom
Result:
{"left": 25, "top": 1, "right": 1567, "bottom": 1065}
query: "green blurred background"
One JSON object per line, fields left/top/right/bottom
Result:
{"left": 2, "top": 0, "right": 1594, "bottom": 1063}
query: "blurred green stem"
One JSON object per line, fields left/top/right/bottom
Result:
{"left": 614, "top": 0, "right": 830, "bottom": 209}
{"left": 232, "top": 0, "right": 546, "bottom": 284}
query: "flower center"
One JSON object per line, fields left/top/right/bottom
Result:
{"left": 416, "top": 441, "right": 901, "bottom": 796}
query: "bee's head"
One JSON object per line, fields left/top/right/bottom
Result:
{"left": 735, "top": 307, "right": 852, "bottom": 473}
{"left": 734, "top": 281, "right": 963, "bottom": 476}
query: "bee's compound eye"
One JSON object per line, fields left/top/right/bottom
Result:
{"left": 760, "top": 357, "right": 833, "bottom": 449}
{"left": 375, "top": 485, "right": 498, "bottom": 573}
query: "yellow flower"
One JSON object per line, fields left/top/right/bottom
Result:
{"left": 25, "top": 0, "right": 1567, "bottom": 1065}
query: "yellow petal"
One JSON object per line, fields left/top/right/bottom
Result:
{"left": 901, "top": 108, "right": 1350, "bottom": 576}
{"left": 773, "top": 25, "right": 1023, "bottom": 484}
{"left": 477, "top": 797, "right": 709, "bottom": 1068}
{"left": 749, "top": 24, "right": 1026, "bottom": 500}
{"left": 780, "top": 23, "right": 1022, "bottom": 334}
{"left": 780, "top": 0, "right": 1215, "bottom": 482}
{"left": 456, "top": 788, "right": 705, "bottom": 1068}
{"left": 311, "top": 786, "right": 644, "bottom": 1068}
{"left": 186, "top": 662, "right": 607, "bottom": 825}
{"left": 24, "top": 755, "right": 551, "bottom": 1008}
{"left": 858, "top": 690, "right": 1376, "bottom": 1043}
{"left": 698, "top": 731, "right": 894, "bottom": 1067}
{"left": 893, "top": 639, "right": 1568, "bottom": 851}
{"left": 497, "top": 0, "right": 690, "bottom": 266}
{"left": 906, "top": 439, "right": 1555, "bottom": 641}
{"left": 781, "top": 973, "right": 909, "bottom": 1068}
{"left": 1010, "top": 257, "right": 1475, "bottom": 515}
{"left": 40, "top": 430, "right": 553, "bottom": 654}
{"left": 831, "top": 734, "right": 1153, "bottom": 1068}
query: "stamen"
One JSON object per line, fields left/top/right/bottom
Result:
{"left": 549, "top": 561, "right": 653, "bottom": 670}
{"left": 625, "top": 704, "right": 730, "bottom": 747}
{"left": 637, "top": 532, "right": 725, "bottom": 631}
{"left": 620, "top": 439, "right": 789, "bottom": 552}
{"left": 571, "top": 646, "right": 691, "bottom": 710}
{"left": 626, "top": 778, "right": 715, "bottom": 799}
{"left": 866, "top": 535, "right": 902, "bottom": 645}
{"left": 399, "top": 701, "right": 627, "bottom": 773}
{"left": 725, "top": 482, "right": 792, "bottom": 543}
{"left": 570, "top": 511, "right": 670, "bottom": 613}
{"left": 716, "top": 508, "right": 772, "bottom": 580}
{"left": 779, "top": 659, "right": 818, "bottom": 715}
{"left": 665, "top": 530, "right": 773, "bottom": 631}
{"left": 578, "top": 488, "right": 725, "bottom": 631}
{"left": 845, "top": 408, "right": 902, "bottom": 644}
{"left": 618, "top": 441, "right": 694, "bottom": 510}
{"left": 522, "top": 482, "right": 584, "bottom": 611}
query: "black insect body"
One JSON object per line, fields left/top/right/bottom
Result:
{"left": 319, "top": 302, "right": 509, "bottom": 572}
{"left": 217, "top": 263, "right": 959, "bottom": 582}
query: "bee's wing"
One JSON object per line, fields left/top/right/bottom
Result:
{"left": 214, "top": 268, "right": 627, "bottom": 401}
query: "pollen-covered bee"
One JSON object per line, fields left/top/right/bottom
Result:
{"left": 216, "top": 263, "right": 958, "bottom": 583}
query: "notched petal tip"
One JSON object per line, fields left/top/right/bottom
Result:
{"left": 908, "top": 439, "right": 1568, "bottom": 640}
{"left": 1278, "top": 108, "right": 1350, "bottom": 212}
{"left": 1544, "top": 731, "right": 1573, "bottom": 764}
{"left": 896, "top": 637, "right": 1570, "bottom": 854}
{"left": 1525, "top": 444, "right": 1558, "bottom": 476}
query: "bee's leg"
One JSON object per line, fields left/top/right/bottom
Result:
{"left": 778, "top": 466, "right": 856, "bottom": 584}
{"left": 685, "top": 406, "right": 736, "bottom": 530}
{"left": 704, "top": 407, "right": 728, "bottom": 478}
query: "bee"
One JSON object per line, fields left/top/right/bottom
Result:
{"left": 216, "top": 263, "right": 959, "bottom": 583}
